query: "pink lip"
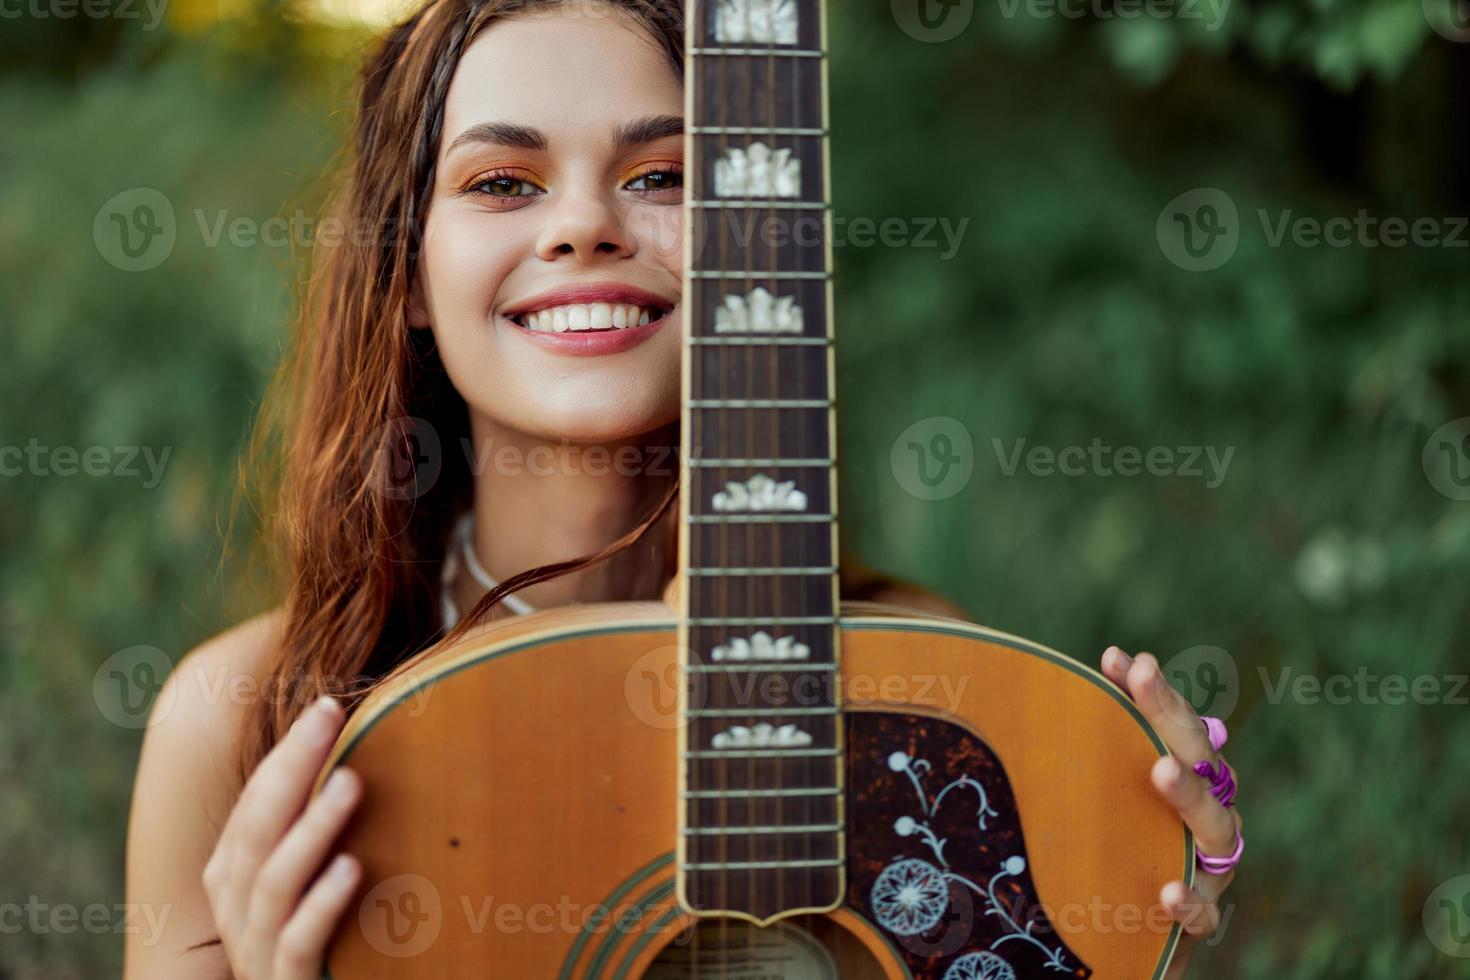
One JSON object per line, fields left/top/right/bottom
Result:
{"left": 499, "top": 281, "right": 677, "bottom": 357}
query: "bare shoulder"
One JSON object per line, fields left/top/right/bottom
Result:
{"left": 838, "top": 559, "right": 971, "bottom": 621}
{"left": 123, "top": 608, "right": 285, "bottom": 979}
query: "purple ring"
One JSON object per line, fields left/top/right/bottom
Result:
{"left": 1201, "top": 715, "right": 1228, "bottom": 753}
{"left": 1196, "top": 827, "right": 1244, "bottom": 874}
{"left": 1193, "top": 758, "right": 1237, "bottom": 808}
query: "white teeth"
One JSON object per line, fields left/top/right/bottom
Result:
{"left": 511, "top": 301, "right": 668, "bottom": 332}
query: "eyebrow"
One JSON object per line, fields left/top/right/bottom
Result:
{"left": 446, "top": 114, "right": 684, "bottom": 156}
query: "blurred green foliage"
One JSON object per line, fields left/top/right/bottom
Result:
{"left": 2, "top": 0, "right": 1468, "bottom": 976}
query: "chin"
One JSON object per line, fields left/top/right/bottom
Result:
{"left": 523, "top": 402, "right": 678, "bottom": 449}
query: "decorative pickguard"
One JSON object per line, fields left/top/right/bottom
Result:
{"left": 846, "top": 712, "right": 1093, "bottom": 979}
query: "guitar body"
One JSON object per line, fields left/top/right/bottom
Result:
{"left": 320, "top": 601, "right": 1191, "bottom": 979}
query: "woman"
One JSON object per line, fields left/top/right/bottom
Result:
{"left": 124, "top": 0, "right": 1243, "bottom": 975}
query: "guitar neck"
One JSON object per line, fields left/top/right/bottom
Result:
{"left": 676, "top": 0, "right": 844, "bottom": 924}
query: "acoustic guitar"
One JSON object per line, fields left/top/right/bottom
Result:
{"left": 316, "top": 0, "right": 1193, "bottom": 974}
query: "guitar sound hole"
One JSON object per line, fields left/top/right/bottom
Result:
{"left": 644, "top": 919, "right": 840, "bottom": 979}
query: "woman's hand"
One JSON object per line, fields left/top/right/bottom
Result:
{"left": 1100, "top": 646, "right": 1242, "bottom": 980}
{"left": 201, "top": 695, "right": 363, "bottom": 979}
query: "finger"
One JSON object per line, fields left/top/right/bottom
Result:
{"left": 1153, "top": 755, "right": 1239, "bottom": 886}
{"left": 1161, "top": 880, "right": 1221, "bottom": 939}
{"left": 1128, "top": 653, "right": 1216, "bottom": 767}
{"left": 273, "top": 853, "right": 361, "bottom": 980}
{"left": 222, "top": 697, "right": 346, "bottom": 901}
{"left": 247, "top": 767, "right": 362, "bottom": 937}
{"left": 1101, "top": 645, "right": 1133, "bottom": 689}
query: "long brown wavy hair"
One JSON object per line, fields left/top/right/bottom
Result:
{"left": 236, "top": 0, "right": 685, "bottom": 784}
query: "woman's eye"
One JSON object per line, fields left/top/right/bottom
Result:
{"left": 471, "top": 175, "right": 541, "bottom": 198}
{"left": 626, "top": 169, "right": 683, "bottom": 194}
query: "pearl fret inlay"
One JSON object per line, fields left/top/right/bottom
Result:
{"left": 714, "top": 142, "right": 801, "bottom": 198}
{"left": 715, "top": 286, "right": 804, "bottom": 334}
{"left": 712, "top": 474, "right": 808, "bottom": 512}
{"left": 711, "top": 722, "right": 813, "bottom": 749}
{"left": 712, "top": 630, "right": 812, "bottom": 661}
{"left": 712, "top": 0, "right": 798, "bottom": 44}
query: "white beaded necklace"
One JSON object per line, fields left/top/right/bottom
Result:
{"left": 440, "top": 512, "right": 536, "bottom": 630}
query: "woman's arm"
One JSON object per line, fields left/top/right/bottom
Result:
{"left": 123, "top": 613, "right": 280, "bottom": 979}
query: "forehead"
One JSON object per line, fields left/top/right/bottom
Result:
{"left": 442, "top": 7, "right": 682, "bottom": 148}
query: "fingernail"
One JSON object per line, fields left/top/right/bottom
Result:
{"left": 316, "top": 695, "right": 339, "bottom": 714}
{"left": 329, "top": 854, "right": 357, "bottom": 881}
{"left": 1108, "top": 646, "right": 1132, "bottom": 668}
{"left": 325, "top": 769, "right": 354, "bottom": 802}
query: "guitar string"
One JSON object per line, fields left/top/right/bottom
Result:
{"left": 766, "top": 7, "right": 784, "bottom": 936}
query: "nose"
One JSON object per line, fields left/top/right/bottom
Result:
{"left": 533, "top": 183, "right": 634, "bottom": 262}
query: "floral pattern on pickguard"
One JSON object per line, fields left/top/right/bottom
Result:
{"left": 845, "top": 712, "right": 1092, "bottom": 979}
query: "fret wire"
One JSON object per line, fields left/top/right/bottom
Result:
{"left": 684, "top": 859, "right": 843, "bottom": 871}
{"left": 691, "top": 126, "right": 828, "bottom": 136}
{"left": 685, "top": 758, "right": 846, "bottom": 764}
{"left": 686, "top": 707, "right": 839, "bottom": 717}
{"left": 689, "top": 616, "right": 836, "bottom": 625}
{"left": 688, "top": 398, "right": 831, "bottom": 407}
{"left": 689, "top": 337, "right": 830, "bottom": 345}
{"left": 686, "top": 566, "right": 837, "bottom": 575}
{"left": 689, "top": 458, "right": 832, "bottom": 466}
{"left": 686, "top": 513, "right": 835, "bottom": 523}
{"left": 683, "top": 662, "right": 838, "bottom": 673}
{"left": 684, "top": 787, "right": 840, "bottom": 798}
{"left": 684, "top": 824, "right": 843, "bottom": 835}
{"left": 688, "top": 271, "right": 831, "bottom": 280}
{"left": 689, "top": 47, "right": 826, "bottom": 57}
{"left": 692, "top": 200, "right": 829, "bottom": 209}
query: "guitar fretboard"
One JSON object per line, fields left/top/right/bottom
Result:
{"left": 676, "top": 0, "right": 843, "bottom": 925}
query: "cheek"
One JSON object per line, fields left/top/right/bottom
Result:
{"left": 626, "top": 204, "right": 684, "bottom": 278}
{"left": 419, "top": 209, "right": 524, "bottom": 323}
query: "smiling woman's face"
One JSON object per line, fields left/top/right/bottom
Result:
{"left": 412, "top": 3, "right": 684, "bottom": 446}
